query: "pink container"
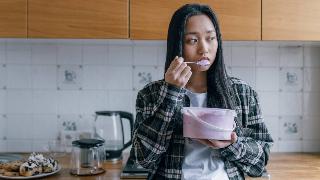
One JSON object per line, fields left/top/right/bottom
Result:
{"left": 182, "top": 107, "right": 236, "bottom": 140}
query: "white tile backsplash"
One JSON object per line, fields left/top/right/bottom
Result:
{"left": 0, "top": 65, "right": 6, "bottom": 89}
{"left": 32, "top": 140, "right": 50, "bottom": 152}
{"left": 256, "top": 68, "right": 279, "bottom": 91}
{"left": 83, "top": 45, "right": 108, "bottom": 65}
{"left": 304, "top": 47, "right": 320, "bottom": 67}
{"left": 231, "top": 67, "right": 256, "bottom": 88}
{"left": 256, "top": 47, "right": 279, "bottom": 67}
{"left": 222, "top": 45, "right": 232, "bottom": 67}
{"left": 133, "top": 66, "right": 158, "bottom": 90}
{"left": 157, "top": 46, "right": 167, "bottom": 66}
{"left": 7, "top": 114, "right": 33, "bottom": 140}
{"left": 31, "top": 44, "right": 57, "bottom": 65}
{"left": 108, "top": 45, "right": 133, "bottom": 65}
{"left": 0, "top": 42, "right": 5, "bottom": 63}
{"left": 259, "top": 92, "right": 279, "bottom": 116}
{"left": 304, "top": 92, "right": 320, "bottom": 116}
{"left": 108, "top": 90, "right": 133, "bottom": 112}
{"left": 79, "top": 90, "right": 108, "bottom": 115}
{"left": 33, "top": 90, "right": 58, "bottom": 114}
{"left": 0, "top": 39, "right": 320, "bottom": 152}
{"left": 304, "top": 68, "right": 320, "bottom": 92}
{"left": 32, "top": 65, "right": 57, "bottom": 89}
{"left": 157, "top": 66, "right": 165, "bottom": 81}
{"left": 302, "top": 140, "right": 320, "bottom": 152}
{"left": 0, "top": 90, "right": 5, "bottom": 114}
{"left": 280, "top": 67, "right": 303, "bottom": 92}
{"left": 231, "top": 46, "right": 255, "bottom": 67}
{"left": 82, "top": 65, "right": 107, "bottom": 90}
{"left": 279, "top": 116, "right": 302, "bottom": 140}
{"left": 0, "top": 116, "right": 6, "bottom": 139}
{"left": 57, "top": 45, "right": 82, "bottom": 65}
{"left": 280, "top": 46, "right": 303, "bottom": 67}
{"left": 57, "top": 90, "right": 80, "bottom": 114}
{"left": 6, "top": 90, "right": 33, "bottom": 114}
{"left": 7, "top": 140, "right": 33, "bottom": 152}
{"left": 278, "top": 140, "right": 302, "bottom": 152}
{"left": 7, "top": 65, "right": 32, "bottom": 89}
{"left": 134, "top": 46, "right": 158, "bottom": 66}
{"left": 57, "top": 65, "right": 83, "bottom": 90}
{"left": 0, "top": 141, "right": 7, "bottom": 152}
{"left": 264, "top": 116, "right": 280, "bottom": 141}
{"left": 6, "top": 43, "right": 31, "bottom": 64}
{"left": 303, "top": 116, "right": 320, "bottom": 140}
{"left": 279, "top": 92, "right": 303, "bottom": 116}
{"left": 106, "top": 66, "right": 132, "bottom": 90}
{"left": 33, "top": 115, "right": 58, "bottom": 140}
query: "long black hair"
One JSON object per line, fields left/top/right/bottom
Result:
{"left": 164, "top": 3, "right": 235, "bottom": 109}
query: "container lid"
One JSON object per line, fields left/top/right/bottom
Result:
{"left": 72, "top": 139, "right": 105, "bottom": 148}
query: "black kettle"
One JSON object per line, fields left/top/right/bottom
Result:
{"left": 93, "top": 111, "right": 133, "bottom": 162}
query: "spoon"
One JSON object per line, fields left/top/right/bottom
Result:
{"left": 185, "top": 59, "right": 210, "bottom": 66}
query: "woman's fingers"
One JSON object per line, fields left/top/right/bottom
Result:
{"left": 165, "top": 56, "right": 192, "bottom": 88}
{"left": 181, "top": 68, "right": 192, "bottom": 87}
{"left": 231, "top": 132, "right": 238, "bottom": 143}
{"left": 194, "top": 132, "right": 238, "bottom": 149}
{"left": 166, "top": 56, "right": 179, "bottom": 72}
{"left": 174, "top": 61, "right": 188, "bottom": 75}
{"left": 180, "top": 65, "right": 191, "bottom": 77}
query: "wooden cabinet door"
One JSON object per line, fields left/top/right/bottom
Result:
{"left": 28, "top": 0, "right": 128, "bottom": 38}
{"left": 130, "top": 0, "right": 261, "bottom": 40}
{"left": 263, "top": 0, "right": 320, "bottom": 40}
{"left": 0, "top": 0, "right": 27, "bottom": 38}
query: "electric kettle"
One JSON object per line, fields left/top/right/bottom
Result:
{"left": 93, "top": 111, "right": 133, "bottom": 162}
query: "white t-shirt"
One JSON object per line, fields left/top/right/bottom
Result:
{"left": 182, "top": 90, "right": 229, "bottom": 180}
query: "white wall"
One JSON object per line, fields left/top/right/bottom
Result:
{"left": 0, "top": 39, "right": 319, "bottom": 153}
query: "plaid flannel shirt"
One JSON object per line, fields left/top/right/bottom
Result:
{"left": 132, "top": 77, "right": 273, "bottom": 180}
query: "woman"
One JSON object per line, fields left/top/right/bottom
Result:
{"left": 131, "top": 3, "right": 273, "bottom": 180}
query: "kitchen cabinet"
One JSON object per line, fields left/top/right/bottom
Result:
{"left": 130, "top": 0, "right": 261, "bottom": 40}
{"left": 0, "top": 0, "right": 27, "bottom": 38}
{"left": 262, "top": 0, "right": 320, "bottom": 41}
{"left": 28, "top": 0, "right": 128, "bottom": 39}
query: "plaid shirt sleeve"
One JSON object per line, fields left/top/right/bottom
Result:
{"left": 132, "top": 80, "right": 186, "bottom": 169}
{"left": 220, "top": 80, "right": 274, "bottom": 178}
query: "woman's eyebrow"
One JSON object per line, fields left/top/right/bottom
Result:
{"left": 185, "top": 30, "right": 216, "bottom": 35}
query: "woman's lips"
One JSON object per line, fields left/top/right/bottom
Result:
{"left": 196, "top": 59, "right": 210, "bottom": 66}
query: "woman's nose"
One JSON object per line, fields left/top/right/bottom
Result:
{"left": 198, "top": 40, "right": 209, "bottom": 55}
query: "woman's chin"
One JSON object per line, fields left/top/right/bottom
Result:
{"left": 192, "top": 65, "right": 211, "bottom": 72}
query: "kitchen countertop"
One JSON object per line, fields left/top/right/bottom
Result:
{"left": 11, "top": 152, "right": 320, "bottom": 180}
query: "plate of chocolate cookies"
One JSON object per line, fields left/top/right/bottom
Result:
{"left": 0, "top": 153, "right": 61, "bottom": 179}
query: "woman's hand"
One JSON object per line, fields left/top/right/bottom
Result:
{"left": 196, "top": 132, "right": 238, "bottom": 149}
{"left": 165, "top": 56, "right": 192, "bottom": 88}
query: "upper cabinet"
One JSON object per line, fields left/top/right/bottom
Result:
{"left": 0, "top": 0, "right": 27, "bottom": 38}
{"left": 130, "top": 0, "right": 261, "bottom": 40}
{"left": 262, "top": 0, "right": 320, "bottom": 41}
{"left": 28, "top": 0, "right": 129, "bottom": 39}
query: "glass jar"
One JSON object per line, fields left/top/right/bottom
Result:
{"left": 70, "top": 139, "right": 105, "bottom": 176}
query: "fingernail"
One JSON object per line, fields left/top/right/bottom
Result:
{"left": 178, "top": 57, "right": 183, "bottom": 62}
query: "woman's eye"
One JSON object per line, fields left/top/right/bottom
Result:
{"left": 209, "top": 36, "right": 216, "bottom": 41}
{"left": 187, "top": 38, "right": 198, "bottom": 44}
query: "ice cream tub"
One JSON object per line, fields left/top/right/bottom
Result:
{"left": 182, "top": 107, "right": 236, "bottom": 140}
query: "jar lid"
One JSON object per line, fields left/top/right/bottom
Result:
{"left": 72, "top": 139, "right": 105, "bottom": 148}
